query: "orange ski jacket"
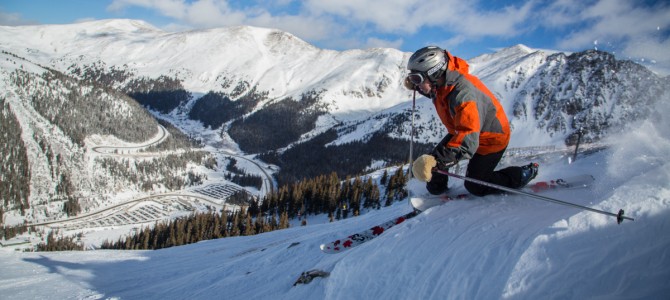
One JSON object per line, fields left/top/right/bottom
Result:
{"left": 432, "top": 51, "right": 510, "bottom": 160}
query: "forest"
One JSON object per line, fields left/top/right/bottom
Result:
{"left": 228, "top": 90, "right": 328, "bottom": 153}
{"left": 49, "top": 168, "right": 409, "bottom": 251}
{"left": 2, "top": 58, "right": 419, "bottom": 252}
{"left": 188, "top": 88, "right": 267, "bottom": 128}
{"left": 1, "top": 67, "right": 215, "bottom": 223}
{"left": 0, "top": 97, "right": 31, "bottom": 215}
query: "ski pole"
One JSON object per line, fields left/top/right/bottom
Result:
{"left": 405, "top": 90, "right": 417, "bottom": 207}
{"left": 407, "top": 89, "right": 417, "bottom": 181}
{"left": 434, "top": 169, "right": 634, "bottom": 224}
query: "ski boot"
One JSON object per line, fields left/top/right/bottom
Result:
{"left": 519, "top": 162, "right": 539, "bottom": 187}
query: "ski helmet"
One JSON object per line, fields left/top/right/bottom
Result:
{"left": 407, "top": 46, "right": 448, "bottom": 83}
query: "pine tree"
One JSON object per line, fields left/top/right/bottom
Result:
{"left": 279, "top": 211, "right": 290, "bottom": 229}
{"left": 230, "top": 211, "right": 241, "bottom": 236}
{"left": 244, "top": 211, "right": 254, "bottom": 236}
{"left": 380, "top": 170, "right": 388, "bottom": 185}
{"left": 212, "top": 213, "right": 222, "bottom": 238}
{"left": 254, "top": 211, "right": 265, "bottom": 234}
{"left": 370, "top": 183, "right": 381, "bottom": 209}
{"left": 270, "top": 212, "right": 279, "bottom": 230}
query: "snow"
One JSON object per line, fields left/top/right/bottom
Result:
{"left": 0, "top": 20, "right": 412, "bottom": 121}
{"left": 1, "top": 20, "right": 669, "bottom": 299}
{"left": 1, "top": 97, "right": 668, "bottom": 299}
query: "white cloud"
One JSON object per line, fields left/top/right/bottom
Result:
{"left": 540, "top": 0, "right": 670, "bottom": 68}
{"left": 449, "top": 1, "right": 536, "bottom": 37}
{"left": 303, "top": 0, "right": 534, "bottom": 37}
{"left": 0, "top": 10, "right": 37, "bottom": 26}
{"left": 104, "top": 0, "right": 670, "bottom": 69}
{"left": 108, "top": 0, "right": 536, "bottom": 46}
{"left": 305, "top": 0, "right": 420, "bottom": 33}
{"left": 103, "top": 0, "right": 539, "bottom": 51}
{"left": 624, "top": 36, "right": 670, "bottom": 68}
{"left": 438, "top": 35, "right": 467, "bottom": 51}
{"left": 108, "top": 0, "right": 336, "bottom": 41}
{"left": 249, "top": 13, "right": 337, "bottom": 41}
{"left": 184, "top": 0, "right": 244, "bottom": 27}
{"left": 364, "top": 37, "right": 404, "bottom": 49}
{"left": 108, "top": 0, "right": 188, "bottom": 19}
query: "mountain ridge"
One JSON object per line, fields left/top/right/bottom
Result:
{"left": 0, "top": 19, "right": 667, "bottom": 229}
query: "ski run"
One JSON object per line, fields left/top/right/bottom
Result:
{"left": 1, "top": 91, "right": 670, "bottom": 300}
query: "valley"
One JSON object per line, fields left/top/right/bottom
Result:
{"left": 0, "top": 19, "right": 667, "bottom": 250}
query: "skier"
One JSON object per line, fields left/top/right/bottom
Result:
{"left": 406, "top": 46, "right": 538, "bottom": 196}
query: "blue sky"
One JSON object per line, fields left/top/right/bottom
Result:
{"left": 1, "top": 0, "right": 669, "bottom": 73}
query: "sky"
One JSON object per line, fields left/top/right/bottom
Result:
{"left": 1, "top": 0, "right": 669, "bottom": 74}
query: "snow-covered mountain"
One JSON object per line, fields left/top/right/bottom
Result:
{"left": 470, "top": 44, "right": 668, "bottom": 146}
{"left": 0, "top": 19, "right": 408, "bottom": 117}
{"left": 0, "top": 51, "right": 215, "bottom": 227}
{"left": 1, "top": 19, "right": 669, "bottom": 300}
{"left": 0, "top": 19, "right": 668, "bottom": 248}
{"left": 2, "top": 20, "right": 666, "bottom": 149}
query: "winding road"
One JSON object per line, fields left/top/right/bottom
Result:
{"left": 29, "top": 123, "right": 275, "bottom": 230}
{"left": 91, "top": 124, "right": 169, "bottom": 155}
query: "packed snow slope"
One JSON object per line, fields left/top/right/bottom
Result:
{"left": 1, "top": 99, "right": 669, "bottom": 299}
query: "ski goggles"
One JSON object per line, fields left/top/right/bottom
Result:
{"left": 407, "top": 72, "right": 426, "bottom": 85}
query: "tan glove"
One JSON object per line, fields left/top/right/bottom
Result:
{"left": 412, "top": 154, "right": 437, "bottom": 182}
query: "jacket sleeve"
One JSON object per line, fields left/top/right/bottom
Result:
{"left": 445, "top": 100, "right": 482, "bottom": 159}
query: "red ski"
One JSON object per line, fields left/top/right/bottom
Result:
{"left": 320, "top": 174, "right": 595, "bottom": 254}
{"left": 319, "top": 210, "right": 420, "bottom": 254}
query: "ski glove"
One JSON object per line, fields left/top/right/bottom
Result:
{"left": 412, "top": 154, "right": 437, "bottom": 182}
{"left": 431, "top": 144, "right": 462, "bottom": 169}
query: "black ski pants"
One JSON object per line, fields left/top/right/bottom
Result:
{"left": 464, "top": 148, "right": 524, "bottom": 196}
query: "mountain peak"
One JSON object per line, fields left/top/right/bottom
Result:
{"left": 79, "top": 19, "right": 162, "bottom": 33}
{"left": 502, "top": 44, "right": 534, "bottom": 54}
{"left": 489, "top": 44, "right": 536, "bottom": 59}
{"left": 469, "top": 44, "right": 540, "bottom": 67}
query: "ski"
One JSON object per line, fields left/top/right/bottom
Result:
{"left": 409, "top": 193, "right": 468, "bottom": 212}
{"left": 412, "top": 173, "right": 595, "bottom": 211}
{"left": 320, "top": 174, "right": 595, "bottom": 254}
{"left": 319, "top": 210, "right": 419, "bottom": 254}
{"left": 525, "top": 173, "right": 594, "bottom": 193}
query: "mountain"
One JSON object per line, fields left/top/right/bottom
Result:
{"left": 471, "top": 45, "right": 669, "bottom": 145}
{"left": 0, "top": 51, "right": 213, "bottom": 226}
{"left": 0, "top": 19, "right": 409, "bottom": 115}
{"left": 0, "top": 19, "right": 668, "bottom": 237}
{"left": 0, "top": 19, "right": 668, "bottom": 299}
{"left": 5, "top": 20, "right": 667, "bottom": 148}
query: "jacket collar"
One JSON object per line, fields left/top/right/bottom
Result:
{"left": 443, "top": 51, "right": 469, "bottom": 85}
